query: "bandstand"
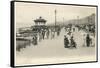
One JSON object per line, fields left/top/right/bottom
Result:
{"left": 33, "top": 16, "right": 47, "bottom": 31}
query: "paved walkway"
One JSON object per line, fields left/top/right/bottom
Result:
{"left": 16, "top": 28, "right": 96, "bottom": 66}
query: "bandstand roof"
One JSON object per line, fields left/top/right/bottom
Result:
{"left": 34, "top": 16, "right": 46, "bottom": 23}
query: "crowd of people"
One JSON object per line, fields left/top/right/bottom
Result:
{"left": 64, "top": 24, "right": 95, "bottom": 49}
{"left": 16, "top": 23, "right": 95, "bottom": 51}
{"left": 32, "top": 26, "right": 61, "bottom": 45}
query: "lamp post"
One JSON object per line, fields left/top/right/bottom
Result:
{"left": 55, "top": 9, "right": 57, "bottom": 31}
{"left": 63, "top": 17, "right": 64, "bottom": 27}
{"left": 77, "top": 16, "right": 79, "bottom": 24}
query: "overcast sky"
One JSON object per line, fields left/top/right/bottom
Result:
{"left": 15, "top": 2, "right": 96, "bottom": 27}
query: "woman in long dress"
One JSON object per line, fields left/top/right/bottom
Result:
{"left": 64, "top": 35, "right": 69, "bottom": 48}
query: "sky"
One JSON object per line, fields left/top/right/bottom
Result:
{"left": 15, "top": 2, "right": 96, "bottom": 28}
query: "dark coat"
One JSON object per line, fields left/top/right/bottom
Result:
{"left": 64, "top": 37, "right": 69, "bottom": 48}
{"left": 86, "top": 35, "right": 91, "bottom": 47}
